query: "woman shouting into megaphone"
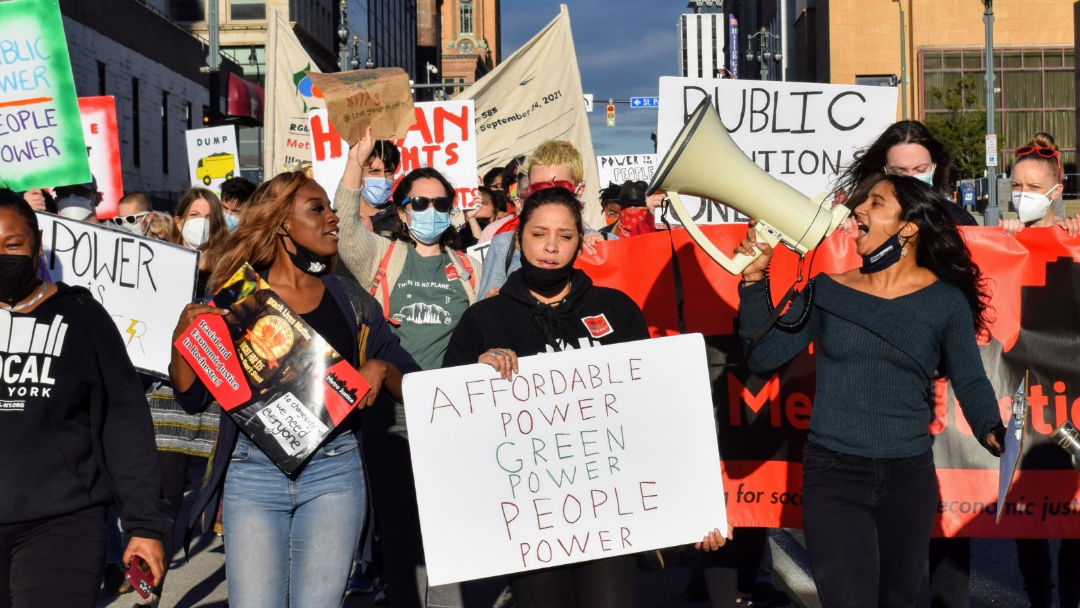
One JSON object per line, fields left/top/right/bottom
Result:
{"left": 734, "top": 174, "right": 1006, "bottom": 608}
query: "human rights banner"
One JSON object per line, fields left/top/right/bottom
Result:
{"left": 0, "top": 0, "right": 91, "bottom": 191}
{"left": 263, "top": 6, "right": 323, "bottom": 174}
{"left": 577, "top": 225, "right": 1080, "bottom": 538}
{"left": 453, "top": 5, "right": 603, "bottom": 227}
{"left": 403, "top": 334, "right": 726, "bottom": 585}
{"left": 77, "top": 96, "right": 123, "bottom": 218}
{"left": 655, "top": 78, "right": 897, "bottom": 225}
{"left": 35, "top": 212, "right": 198, "bottom": 378}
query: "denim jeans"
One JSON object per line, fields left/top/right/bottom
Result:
{"left": 801, "top": 441, "right": 938, "bottom": 608}
{"left": 223, "top": 431, "right": 366, "bottom": 608}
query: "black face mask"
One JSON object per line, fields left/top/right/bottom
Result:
{"left": 0, "top": 254, "right": 39, "bottom": 304}
{"left": 519, "top": 251, "right": 577, "bottom": 298}
{"left": 860, "top": 232, "right": 904, "bottom": 274}
{"left": 279, "top": 226, "right": 332, "bottom": 276}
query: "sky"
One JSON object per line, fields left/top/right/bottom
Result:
{"left": 500, "top": 1, "right": 692, "bottom": 157}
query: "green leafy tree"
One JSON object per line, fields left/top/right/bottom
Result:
{"left": 924, "top": 76, "right": 987, "bottom": 184}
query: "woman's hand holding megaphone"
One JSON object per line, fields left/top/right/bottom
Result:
{"left": 735, "top": 220, "right": 774, "bottom": 285}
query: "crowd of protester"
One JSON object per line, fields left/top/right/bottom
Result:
{"left": 2, "top": 117, "right": 1080, "bottom": 608}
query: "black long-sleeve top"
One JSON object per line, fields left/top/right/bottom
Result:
{"left": 738, "top": 275, "right": 1002, "bottom": 459}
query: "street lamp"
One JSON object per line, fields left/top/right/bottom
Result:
{"left": 248, "top": 45, "right": 260, "bottom": 82}
{"left": 746, "top": 27, "right": 782, "bottom": 81}
{"left": 983, "top": 0, "right": 1000, "bottom": 226}
{"left": 337, "top": 0, "right": 350, "bottom": 71}
{"left": 893, "top": 0, "right": 908, "bottom": 120}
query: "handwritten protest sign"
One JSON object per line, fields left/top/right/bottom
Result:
{"left": 176, "top": 265, "right": 371, "bottom": 474}
{"left": 78, "top": 97, "right": 123, "bottom": 218}
{"left": 305, "top": 68, "right": 415, "bottom": 145}
{"left": 185, "top": 125, "right": 238, "bottom": 195}
{"left": 402, "top": 333, "right": 726, "bottom": 585}
{"left": 596, "top": 155, "right": 657, "bottom": 189}
{"left": 656, "top": 77, "right": 897, "bottom": 225}
{"left": 466, "top": 242, "right": 490, "bottom": 266}
{"left": 35, "top": 212, "right": 198, "bottom": 377}
{"left": 310, "top": 101, "right": 479, "bottom": 208}
{"left": 0, "top": 0, "right": 92, "bottom": 191}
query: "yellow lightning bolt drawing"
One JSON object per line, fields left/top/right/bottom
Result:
{"left": 126, "top": 320, "right": 140, "bottom": 344}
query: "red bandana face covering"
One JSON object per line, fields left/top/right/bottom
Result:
{"left": 618, "top": 207, "right": 650, "bottom": 239}
{"left": 521, "top": 180, "right": 577, "bottom": 200}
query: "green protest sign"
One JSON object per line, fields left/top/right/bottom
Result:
{"left": 0, "top": 0, "right": 91, "bottom": 191}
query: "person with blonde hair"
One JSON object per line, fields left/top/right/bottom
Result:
{"left": 1001, "top": 132, "right": 1080, "bottom": 237}
{"left": 148, "top": 212, "right": 179, "bottom": 242}
{"left": 169, "top": 171, "right": 418, "bottom": 608}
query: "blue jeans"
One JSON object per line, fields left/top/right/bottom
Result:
{"left": 223, "top": 431, "right": 366, "bottom": 608}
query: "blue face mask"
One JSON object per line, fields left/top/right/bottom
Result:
{"left": 224, "top": 213, "right": 240, "bottom": 233}
{"left": 363, "top": 177, "right": 393, "bottom": 207}
{"left": 408, "top": 207, "right": 451, "bottom": 245}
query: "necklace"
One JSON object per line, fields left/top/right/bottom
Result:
{"left": 1, "top": 282, "right": 47, "bottom": 312}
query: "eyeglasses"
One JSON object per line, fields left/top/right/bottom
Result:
{"left": 404, "top": 196, "right": 453, "bottom": 213}
{"left": 107, "top": 211, "right": 150, "bottom": 226}
{"left": 1016, "top": 146, "right": 1062, "bottom": 178}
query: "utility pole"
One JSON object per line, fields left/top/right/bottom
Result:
{"left": 337, "top": 0, "right": 351, "bottom": 71}
{"left": 894, "top": 0, "right": 908, "bottom": 120}
{"left": 983, "top": 0, "right": 999, "bottom": 226}
{"left": 207, "top": 0, "right": 220, "bottom": 126}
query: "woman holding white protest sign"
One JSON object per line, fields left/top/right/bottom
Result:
{"left": 168, "top": 172, "right": 419, "bottom": 608}
{"left": 735, "top": 175, "right": 1006, "bottom": 608}
{"left": 0, "top": 191, "right": 172, "bottom": 607}
{"left": 443, "top": 185, "right": 727, "bottom": 607}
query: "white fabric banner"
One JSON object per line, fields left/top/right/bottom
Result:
{"left": 656, "top": 78, "right": 898, "bottom": 225}
{"left": 402, "top": 334, "right": 727, "bottom": 585}
{"left": 36, "top": 212, "right": 200, "bottom": 378}
{"left": 453, "top": 5, "right": 602, "bottom": 227}
{"left": 263, "top": 6, "right": 323, "bottom": 176}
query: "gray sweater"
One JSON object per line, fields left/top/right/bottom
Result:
{"left": 738, "top": 275, "right": 1001, "bottom": 459}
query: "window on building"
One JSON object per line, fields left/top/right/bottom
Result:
{"left": 231, "top": 0, "right": 265, "bottom": 20}
{"left": 161, "top": 91, "right": 169, "bottom": 175}
{"left": 132, "top": 77, "right": 141, "bottom": 168}
{"left": 186, "top": 102, "right": 193, "bottom": 130}
{"left": 460, "top": 0, "right": 473, "bottom": 35}
{"left": 97, "top": 61, "right": 106, "bottom": 96}
{"left": 921, "top": 46, "right": 1076, "bottom": 173}
{"left": 168, "top": 0, "right": 205, "bottom": 21}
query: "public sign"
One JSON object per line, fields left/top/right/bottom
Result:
{"left": 583, "top": 93, "right": 594, "bottom": 113}
{"left": 402, "top": 334, "right": 727, "bottom": 585}
{"left": 77, "top": 96, "right": 123, "bottom": 218}
{"left": 0, "top": 0, "right": 92, "bottom": 191}
{"left": 185, "top": 125, "right": 238, "bottom": 195}
{"left": 596, "top": 154, "right": 657, "bottom": 188}
{"left": 309, "top": 101, "right": 480, "bottom": 208}
{"left": 657, "top": 77, "right": 897, "bottom": 225}
{"left": 35, "top": 211, "right": 199, "bottom": 378}
{"left": 729, "top": 16, "right": 740, "bottom": 79}
{"left": 986, "top": 133, "right": 998, "bottom": 167}
{"left": 630, "top": 97, "right": 660, "bottom": 108}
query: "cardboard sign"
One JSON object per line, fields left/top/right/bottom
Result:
{"left": 176, "top": 265, "right": 371, "bottom": 475}
{"left": 596, "top": 155, "right": 657, "bottom": 189}
{"left": 185, "top": 125, "right": 238, "bottom": 195}
{"left": 310, "top": 101, "right": 479, "bottom": 209}
{"left": 402, "top": 334, "right": 726, "bottom": 585}
{"left": 0, "top": 0, "right": 92, "bottom": 191}
{"left": 36, "top": 211, "right": 198, "bottom": 377}
{"left": 77, "top": 96, "right": 123, "bottom": 218}
{"left": 305, "top": 68, "right": 415, "bottom": 145}
{"left": 656, "top": 78, "right": 897, "bottom": 225}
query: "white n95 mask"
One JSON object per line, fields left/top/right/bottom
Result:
{"left": 1013, "top": 187, "right": 1056, "bottom": 223}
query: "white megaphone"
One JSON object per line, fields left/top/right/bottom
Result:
{"left": 647, "top": 95, "right": 850, "bottom": 274}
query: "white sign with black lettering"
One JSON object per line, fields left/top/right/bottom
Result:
{"left": 257, "top": 392, "right": 330, "bottom": 457}
{"left": 656, "top": 77, "right": 897, "bottom": 224}
{"left": 35, "top": 212, "right": 200, "bottom": 378}
{"left": 403, "top": 334, "right": 726, "bottom": 585}
{"left": 596, "top": 154, "right": 657, "bottom": 189}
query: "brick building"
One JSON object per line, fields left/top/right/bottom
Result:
{"left": 437, "top": 0, "right": 500, "bottom": 93}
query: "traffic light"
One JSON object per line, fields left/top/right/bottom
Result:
{"left": 606, "top": 104, "right": 615, "bottom": 127}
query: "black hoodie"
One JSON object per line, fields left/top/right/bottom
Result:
{"left": 0, "top": 283, "right": 171, "bottom": 540}
{"left": 443, "top": 268, "right": 650, "bottom": 367}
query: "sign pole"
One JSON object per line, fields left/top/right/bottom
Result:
{"left": 983, "top": 0, "right": 999, "bottom": 227}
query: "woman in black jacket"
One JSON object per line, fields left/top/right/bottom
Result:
{"left": 0, "top": 192, "right": 172, "bottom": 606}
{"left": 444, "top": 185, "right": 726, "bottom": 608}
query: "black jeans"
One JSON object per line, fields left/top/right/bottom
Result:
{"left": 928, "top": 537, "right": 970, "bottom": 608}
{"left": 1015, "top": 538, "right": 1080, "bottom": 607}
{"left": 505, "top": 554, "right": 637, "bottom": 608}
{"left": 801, "top": 442, "right": 938, "bottom": 608}
{"left": 0, "top": 505, "right": 107, "bottom": 608}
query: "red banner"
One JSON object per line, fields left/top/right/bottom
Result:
{"left": 577, "top": 225, "right": 1080, "bottom": 537}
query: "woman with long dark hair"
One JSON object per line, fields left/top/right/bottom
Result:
{"left": 169, "top": 172, "right": 418, "bottom": 608}
{"left": 735, "top": 175, "right": 1005, "bottom": 607}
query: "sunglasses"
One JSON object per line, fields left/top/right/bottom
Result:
{"left": 107, "top": 211, "right": 150, "bottom": 226}
{"left": 1016, "top": 146, "right": 1062, "bottom": 178}
{"left": 404, "top": 196, "right": 453, "bottom": 213}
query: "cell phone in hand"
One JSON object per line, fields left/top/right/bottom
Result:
{"left": 125, "top": 555, "right": 154, "bottom": 599}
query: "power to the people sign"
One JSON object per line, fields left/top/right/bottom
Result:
{"left": 0, "top": 0, "right": 92, "bottom": 191}
{"left": 402, "top": 334, "right": 726, "bottom": 585}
